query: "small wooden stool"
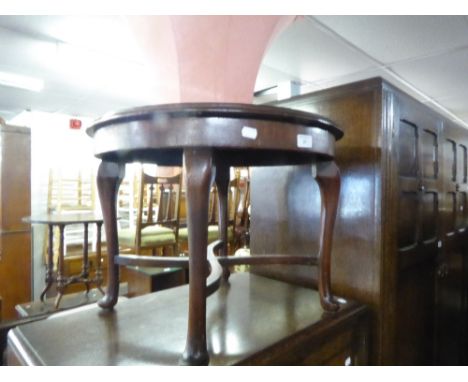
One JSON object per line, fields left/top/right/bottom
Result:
{"left": 87, "top": 103, "right": 343, "bottom": 365}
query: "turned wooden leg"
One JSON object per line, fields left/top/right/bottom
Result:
{"left": 40, "top": 224, "right": 55, "bottom": 302}
{"left": 54, "top": 224, "right": 65, "bottom": 308}
{"left": 82, "top": 222, "right": 90, "bottom": 294}
{"left": 314, "top": 161, "right": 341, "bottom": 312}
{"left": 215, "top": 162, "right": 230, "bottom": 258}
{"left": 96, "top": 160, "right": 125, "bottom": 310}
{"left": 95, "top": 222, "right": 105, "bottom": 294}
{"left": 181, "top": 148, "right": 213, "bottom": 366}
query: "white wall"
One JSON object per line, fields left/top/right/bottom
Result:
{"left": 9, "top": 110, "right": 96, "bottom": 299}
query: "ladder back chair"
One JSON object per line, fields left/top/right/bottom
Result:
{"left": 118, "top": 169, "right": 182, "bottom": 256}
{"left": 178, "top": 170, "right": 245, "bottom": 253}
{"left": 46, "top": 168, "right": 97, "bottom": 259}
{"left": 232, "top": 168, "right": 251, "bottom": 250}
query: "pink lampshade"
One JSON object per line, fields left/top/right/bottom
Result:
{"left": 126, "top": 16, "right": 296, "bottom": 104}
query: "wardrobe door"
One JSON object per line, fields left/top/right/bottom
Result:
{"left": 395, "top": 111, "right": 439, "bottom": 365}
{"left": 434, "top": 125, "right": 466, "bottom": 365}
{"left": 457, "top": 140, "right": 468, "bottom": 365}
{"left": 397, "top": 118, "right": 440, "bottom": 264}
{"left": 397, "top": 120, "right": 420, "bottom": 261}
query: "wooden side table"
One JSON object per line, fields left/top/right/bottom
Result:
{"left": 23, "top": 213, "right": 104, "bottom": 307}
{"left": 87, "top": 103, "right": 343, "bottom": 365}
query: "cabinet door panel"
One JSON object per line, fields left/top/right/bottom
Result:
{"left": 435, "top": 246, "right": 464, "bottom": 365}
{"left": 396, "top": 262, "right": 435, "bottom": 365}
{"left": 421, "top": 129, "right": 438, "bottom": 179}
{"left": 446, "top": 192, "right": 457, "bottom": 235}
{"left": 398, "top": 121, "right": 419, "bottom": 177}
{"left": 398, "top": 191, "right": 419, "bottom": 249}
{"left": 422, "top": 191, "right": 438, "bottom": 242}
{"left": 456, "top": 192, "right": 467, "bottom": 231}
{"left": 458, "top": 144, "right": 467, "bottom": 184}
{"left": 445, "top": 139, "right": 457, "bottom": 183}
{"left": 0, "top": 232, "right": 31, "bottom": 320}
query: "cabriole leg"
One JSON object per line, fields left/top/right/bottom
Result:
{"left": 181, "top": 148, "right": 213, "bottom": 366}
{"left": 314, "top": 161, "right": 341, "bottom": 312}
{"left": 96, "top": 160, "right": 125, "bottom": 310}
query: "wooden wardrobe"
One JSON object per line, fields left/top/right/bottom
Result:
{"left": 250, "top": 77, "right": 468, "bottom": 365}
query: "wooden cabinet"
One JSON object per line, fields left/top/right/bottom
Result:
{"left": 0, "top": 123, "right": 31, "bottom": 320}
{"left": 5, "top": 273, "right": 369, "bottom": 365}
{"left": 250, "top": 77, "right": 468, "bottom": 365}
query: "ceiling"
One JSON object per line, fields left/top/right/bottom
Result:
{"left": 0, "top": 15, "right": 467, "bottom": 127}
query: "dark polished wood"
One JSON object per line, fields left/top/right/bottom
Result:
{"left": 96, "top": 161, "right": 125, "bottom": 310}
{"left": 434, "top": 121, "right": 468, "bottom": 365}
{"left": 88, "top": 103, "right": 341, "bottom": 167}
{"left": 87, "top": 102, "right": 343, "bottom": 365}
{"left": 214, "top": 161, "right": 230, "bottom": 258}
{"left": 315, "top": 161, "right": 341, "bottom": 312}
{"left": 0, "top": 123, "right": 31, "bottom": 321}
{"left": 5, "top": 273, "right": 369, "bottom": 366}
{"left": 182, "top": 148, "right": 213, "bottom": 365}
{"left": 23, "top": 213, "right": 105, "bottom": 308}
{"left": 251, "top": 77, "right": 468, "bottom": 365}
{"left": 121, "top": 267, "right": 186, "bottom": 298}
{"left": 1, "top": 316, "right": 46, "bottom": 365}
{"left": 15, "top": 285, "right": 128, "bottom": 318}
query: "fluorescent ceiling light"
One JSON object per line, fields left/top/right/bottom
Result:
{"left": 0, "top": 71, "right": 44, "bottom": 92}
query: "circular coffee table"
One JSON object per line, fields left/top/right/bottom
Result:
{"left": 87, "top": 103, "right": 343, "bottom": 365}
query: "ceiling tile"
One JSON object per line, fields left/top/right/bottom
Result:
{"left": 390, "top": 47, "right": 468, "bottom": 101}
{"left": 0, "top": 16, "right": 143, "bottom": 61}
{"left": 434, "top": 93, "right": 468, "bottom": 116}
{"left": 458, "top": 112, "right": 468, "bottom": 124}
{"left": 262, "top": 17, "right": 375, "bottom": 84}
{"left": 313, "top": 16, "right": 468, "bottom": 64}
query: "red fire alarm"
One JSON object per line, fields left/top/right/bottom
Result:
{"left": 69, "top": 118, "right": 82, "bottom": 129}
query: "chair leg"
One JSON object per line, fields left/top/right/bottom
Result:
{"left": 40, "top": 224, "right": 55, "bottom": 302}
{"left": 96, "top": 160, "right": 125, "bottom": 310}
{"left": 314, "top": 161, "right": 341, "bottom": 312}
{"left": 181, "top": 148, "right": 213, "bottom": 366}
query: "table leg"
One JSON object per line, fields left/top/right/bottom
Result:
{"left": 54, "top": 224, "right": 65, "bottom": 308}
{"left": 95, "top": 222, "right": 104, "bottom": 294}
{"left": 82, "top": 222, "right": 90, "bottom": 294}
{"left": 215, "top": 161, "right": 231, "bottom": 279}
{"left": 40, "top": 224, "right": 55, "bottom": 302}
{"left": 215, "top": 161, "right": 230, "bottom": 258}
{"left": 96, "top": 160, "right": 125, "bottom": 309}
{"left": 181, "top": 148, "right": 213, "bottom": 366}
{"left": 314, "top": 161, "right": 341, "bottom": 312}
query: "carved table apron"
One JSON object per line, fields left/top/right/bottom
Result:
{"left": 87, "top": 103, "right": 343, "bottom": 365}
